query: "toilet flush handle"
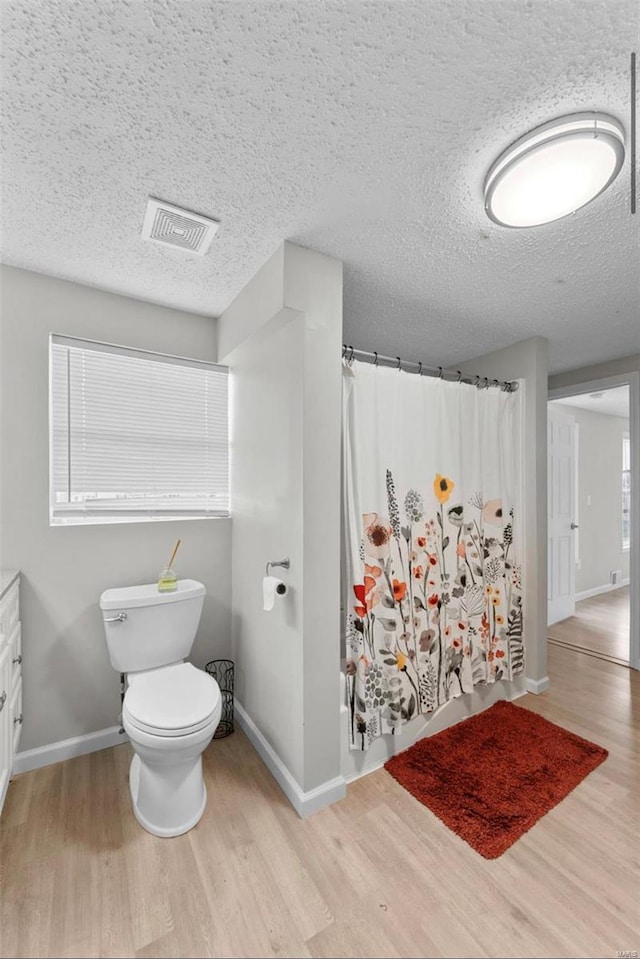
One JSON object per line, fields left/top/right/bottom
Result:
{"left": 104, "top": 611, "right": 127, "bottom": 623}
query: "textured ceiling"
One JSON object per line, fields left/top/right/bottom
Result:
{"left": 554, "top": 384, "right": 629, "bottom": 417}
{"left": 1, "top": 0, "right": 638, "bottom": 373}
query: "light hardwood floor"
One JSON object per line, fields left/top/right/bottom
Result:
{"left": 1, "top": 643, "right": 638, "bottom": 959}
{"left": 548, "top": 586, "right": 630, "bottom": 664}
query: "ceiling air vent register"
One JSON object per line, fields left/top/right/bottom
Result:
{"left": 141, "top": 198, "right": 220, "bottom": 255}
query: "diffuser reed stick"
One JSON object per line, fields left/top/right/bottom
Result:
{"left": 167, "top": 539, "right": 181, "bottom": 570}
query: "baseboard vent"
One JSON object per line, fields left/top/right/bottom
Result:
{"left": 610, "top": 569, "right": 623, "bottom": 586}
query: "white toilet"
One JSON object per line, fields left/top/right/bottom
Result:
{"left": 99, "top": 579, "right": 221, "bottom": 838}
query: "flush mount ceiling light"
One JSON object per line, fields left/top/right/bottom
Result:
{"left": 484, "top": 112, "right": 625, "bottom": 228}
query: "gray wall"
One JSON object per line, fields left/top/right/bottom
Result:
{"left": 219, "top": 242, "right": 343, "bottom": 794}
{"left": 549, "top": 355, "right": 640, "bottom": 391}
{"left": 0, "top": 266, "right": 231, "bottom": 752}
{"left": 458, "top": 336, "right": 549, "bottom": 686}
{"left": 549, "top": 403, "right": 630, "bottom": 594}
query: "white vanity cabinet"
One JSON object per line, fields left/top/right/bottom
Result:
{"left": 0, "top": 571, "right": 22, "bottom": 815}
{"left": 0, "top": 643, "right": 11, "bottom": 809}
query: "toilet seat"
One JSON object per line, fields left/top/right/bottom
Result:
{"left": 124, "top": 662, "right": 220, "bottom": 738}
{"left": 124, "top": 707, "right": 217, "bottom": 738}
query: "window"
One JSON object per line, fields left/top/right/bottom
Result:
{"left": 622, "top": 432, "right": 631, "bottom": 550}
{"left": 50, "top": 335, "right": 229, "bottom": 524}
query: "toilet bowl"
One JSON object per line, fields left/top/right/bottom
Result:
{"left": 99, "top": 579, "right": 221, "bottom": 838}
{"left": 123, "top": 662, "right": 221, "bottom": 837}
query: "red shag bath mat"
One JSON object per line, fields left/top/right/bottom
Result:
{"left": 384, "top": 700, "right": 608, "bottom": 859}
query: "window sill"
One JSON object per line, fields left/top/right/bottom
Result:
{"left": 50, "top": 512, "right": 230, "bottom": 527}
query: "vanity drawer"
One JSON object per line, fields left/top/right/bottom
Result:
{"left": 0, "top": 582, "right": 19, "bottom": 641}
{"left": 8, "top": 622, "right": 21, "bottom": 691}
{"left": 10, "top": 677, "right": 22, "bottom": 756}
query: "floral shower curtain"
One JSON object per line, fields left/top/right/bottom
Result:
{"left": 343, "top": 359, "right": 524, "bottom": 750}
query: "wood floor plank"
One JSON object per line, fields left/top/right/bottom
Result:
{"left": 1, "top": 642, "right": 638, "bottom": 959}
{"left": 306, "top": 919, "right": 403, "bottom": 959}
{"left": 548, "top": 586, "right": 630, "bottom": 663}
{"left": 113, "top": 746, "right": 175, "bottom": 954}
{"left": 0, "top": 853, "right": 56, "bottom": 958}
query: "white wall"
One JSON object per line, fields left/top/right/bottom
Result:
{"left": 548, "top": 356, "right": 639, "bottom": 672}
{"left": 226, "top": 308, "right": 305, "bottom": 784}
{"left": 458, "top": 336, "right": 549, "bottom": 690}
{"left": 0, "top": 266, "right": 231, "bottom": 752}
{"left": 549, "top": 403, "right": 629, "bottom": 594}
{"left": 219, "top": 242, "right": 343, "bottom": 808}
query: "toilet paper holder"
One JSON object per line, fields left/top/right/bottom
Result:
{"left": 265, "top": 557, "right": 290, "bottom": 576}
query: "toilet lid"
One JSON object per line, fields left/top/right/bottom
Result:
{"left": 124, "top": 662, "right": 220, "bottom": 734}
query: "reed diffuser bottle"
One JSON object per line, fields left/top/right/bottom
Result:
{"left": 158, "top": 539, "right": 181, "bottom": 592}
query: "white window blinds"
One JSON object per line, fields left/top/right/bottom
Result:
{"left": 50, "top": 335, "right": 229, "bottom": 523}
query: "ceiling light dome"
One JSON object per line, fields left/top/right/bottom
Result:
{"left": 484, "top": 112, "right": 625, "bottom": 228}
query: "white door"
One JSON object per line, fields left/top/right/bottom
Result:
{"left": 548, "top": 407, "right": 577, "bottom": 625}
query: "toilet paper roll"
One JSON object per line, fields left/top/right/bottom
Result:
{"left": 263, "top": 576, "right": 287, "bottom": 611}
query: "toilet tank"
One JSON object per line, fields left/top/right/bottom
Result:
{"left": 99, "top": 579, "right": 205, "bottom": 673}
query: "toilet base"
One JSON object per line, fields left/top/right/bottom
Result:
{"left": 129, "top": 752, "right": 208, "bottom": 838}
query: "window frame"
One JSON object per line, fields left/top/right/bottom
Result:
{"left": 622, "top": 431, "right": 631, "bottom": 551}
{"left": 49, "top": 333, "right": 230, "bottom": 526}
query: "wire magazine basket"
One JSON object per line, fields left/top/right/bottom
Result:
{"left": 204, "top": 659, "right": 234, "bottom": 738}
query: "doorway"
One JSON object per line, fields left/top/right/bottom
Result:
{"left": 547, "top": 375, "right": 638, "bottom": 669}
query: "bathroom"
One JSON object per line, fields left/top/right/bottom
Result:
{"left": 1, "top": 2, "right": 639, "bottom": 958}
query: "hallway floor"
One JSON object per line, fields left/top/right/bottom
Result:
{"left": 548, "top": 586, "right": 630, "bottom": 664}
{"left": 1, "top": 644, "right": 638, "bottom": 959}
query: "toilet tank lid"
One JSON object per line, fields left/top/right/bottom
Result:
{"left": 100, "top": 579, "right": 205, "bottom": 610}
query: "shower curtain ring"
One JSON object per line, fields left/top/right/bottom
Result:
{"left": 418, "top": 361, "right": 423, "bottom": 375}
{"left": 350, "top": 345, "right": 355, "bottom": 363}
{"left": 438, "top": 366, "right": 443, "bottom": 379}
{"left": 457, "top": 370, "right": 462, "bottom": 382}
{"left": 396, "top": 356, "right": 402, "bottom": 370}
{"left": 374, "top": 352, "right": 379, "bottom": 367}
{"left": 491, "top": 379, "right": 499, "bottom": 389}
{"left": 483, "top": 377, "right": 489, "bottom": 389}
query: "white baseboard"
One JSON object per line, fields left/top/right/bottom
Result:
{"left": 526, "top": 676, "right": 550, "bottom": 695}
{"left": 13, "top": 725, "right": 129, "bottom": 775}
{"left": 234, "top": 699, "right": 346, "bottom": 818}
{"left": 576, "top": 579, "right": 630, "bottom": 602}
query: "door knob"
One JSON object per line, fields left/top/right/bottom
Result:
{"left": 570, "top": 522, "right": 579, "bottom": 529}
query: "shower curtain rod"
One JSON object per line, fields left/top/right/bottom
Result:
{"left": 342, "top": 345, "right": 519, "bottom": 392}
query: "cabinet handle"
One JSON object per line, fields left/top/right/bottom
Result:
{"left": 14, "top": 712, "right": 23, "bottom": 726}
{"left": 12, "top": 654, "right": 22, "bottom": 665}
{"left": 0, "top": 691, "right": 6, "bottom": 713}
